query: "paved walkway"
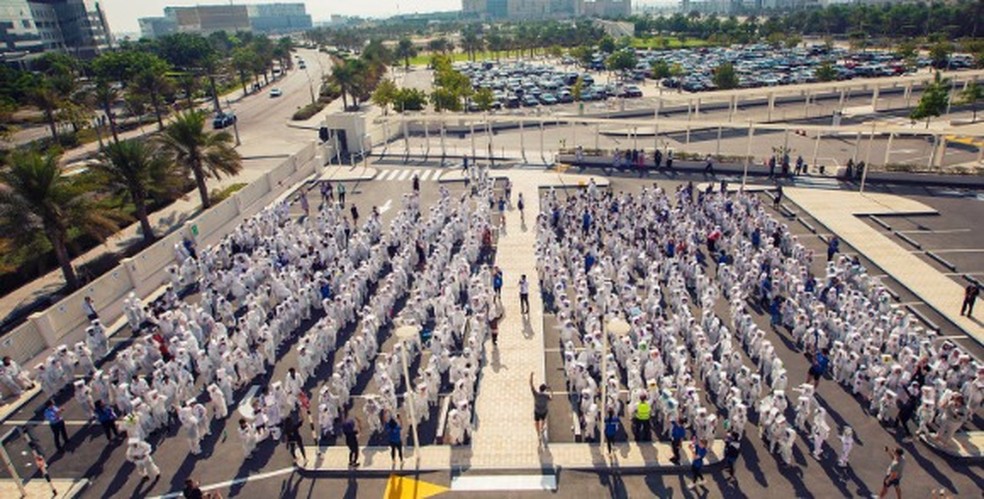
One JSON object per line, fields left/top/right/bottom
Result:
{"left": 465, "top": 171, "right": 609, "bottom": 468}
{"left": 0, "top": 478, "right": 87, "bottom": 498}
{"left": 784, "top": 188, "right": 984, "bottom": 344}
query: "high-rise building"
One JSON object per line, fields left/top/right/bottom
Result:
{"left": 246, "top": 3, "right": 312, "bottom": 33}
{"left": 164, "top": 5, "right": 250, "bottom": 35}
{"left": 1, "top": 0, "right": 112, "bottom": 63}
{"left": 139, "top": 3, "right": 312, "bottom": 39}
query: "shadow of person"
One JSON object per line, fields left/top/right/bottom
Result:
{"left": 522, "top": 315, "right": 534, "bottom": 339}
{"left": 342, "top": 473, "right": 359, "bottom": 499}
{"left": 491, "top": 345, "right": 506, "bottom": 373}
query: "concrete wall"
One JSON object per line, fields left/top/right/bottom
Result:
{"left": 0, "top": 142, "right": 319, "bottom": 367}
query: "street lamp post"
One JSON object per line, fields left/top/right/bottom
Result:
{"left": 304, "top": 68, "right": 316, "bottom": 105}
{"left": 225, "top": 98, "right": 241, "bottom": 146}
{"left": 394, "top": 325, "right": 421, "bottom": 463}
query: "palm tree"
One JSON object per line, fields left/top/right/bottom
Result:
{"left": 0, "top": 150, "right": 118, "bottom": 290}
{"left": 395, "top": 38, "right": 417, "bottom": 69}
{"left": 93, "top": 78, "right": 121, "bottom": 143}
{"left": 461, "top": 29, "right": 483, "bottom": 62}
{"left": 158, "top": 110, "right": 242, "bottom": 209}
{"left": 329, "top": 58, "right": 367, "bottom": 110}
{"left": 93, "top": 139, "right": 182, "bottom": 243}
{"left": 132, "top": 54, "right": 173, "bottom": 131}
{"left": 27, "top": 76, "right": 62, "bottom": 141}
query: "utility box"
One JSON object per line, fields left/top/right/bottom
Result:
{"left": 322, "top": 111, "right": 369, "bottom": 158}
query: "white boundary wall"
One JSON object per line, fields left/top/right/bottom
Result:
{"left": 0, "top": 142, "right": 318, "bottom": 373}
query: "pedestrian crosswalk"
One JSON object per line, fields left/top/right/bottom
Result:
{"left": 375, "top": 168, "right": 444, "bottom": 182}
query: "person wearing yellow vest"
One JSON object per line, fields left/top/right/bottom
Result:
{"left": 633, "top": 393, "right": 653, "bottom": 442}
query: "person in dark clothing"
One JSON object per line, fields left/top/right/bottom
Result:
{"left": 827, "top": 236, "right": 840, "bottom": 262}
{"left": 530, "top": 372, "right": 552, "bottom": 446}
{"left": 282, "top": 416, "right": 307, "bottom": 463}
{"left": 688, "top": 439, "right": 709, "bottom": 489}
{"left": 183, "top": 478, "right": 221, "bottom": 499}
{"left": 895, "top": 388, "right": 919, "bottom": 440}
{"left": 654, "top": 149, "right": 662, "bottom": 168}
{"left": 385, "top": 413, "right": 404, "bottom": 463}
{"left": 342, "top": 413, "right": 361, "bottom": 466}
{"left": 44, "top": 400, "right": 70, "bottom": 452}
{"left": 703, "top": 155, "right": 714, "bottom": 175}
{"left": 350, "top": 204, "right": 359, "bottom": 224}
{"left": 412, "top": 174, "right": 420, "bottom": 192}
{"left": 961, "top": 284, "right": 979, "bottom": 317}
{"left": 808, "top": 348, "right": 830, "bottom": 387}
{"left": 774, "top": 184, "right": 783, "bottom": 209}
{"left": 604, "top": 409, "right": 620, "bottom": 456}
{"left": 724, "top": 432, "right": 742, "bottom": 479}
{"left": 94, "top": 400, "right": 120, "bottom": 441}
{"left": 670, "top": 419, "right": 686, "bottom": 464}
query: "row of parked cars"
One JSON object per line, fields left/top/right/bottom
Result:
{"left": 580, "top": 44, "right": 967, "bottom": 93}
{"left": 454, "top": 61, "right": 643, "bottom": 111}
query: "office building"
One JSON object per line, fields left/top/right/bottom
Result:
{"left": 246, "top": 3, "right": 311, "bottom": 33}
{"left": 462, "top": 0, "right": 631, "bottom": 19}
{"left": 1, "top": 0, "right": 112, "bottom": 63}
{"left": 139, "top": 3, "right": 311, "bottom": 39}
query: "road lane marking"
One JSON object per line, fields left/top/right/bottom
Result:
{"left": 451, "top": 474, "right": 557, "bottom": 491}
{"left": 151, "top": 467, "right": 297, "bottom": 499}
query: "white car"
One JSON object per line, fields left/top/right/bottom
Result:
{"left": 270, "top": 88, "right": 283, "bottom": 98}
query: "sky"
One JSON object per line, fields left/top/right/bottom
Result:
{"left": 100, "top": 0, "right": 462, "bottom": 35}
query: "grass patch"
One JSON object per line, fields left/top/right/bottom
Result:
{"left": 292, "top": 101, "right": 327, "bottom": 121}
{"left": 631, "top": 37, "right": 713, "bottom": 50}
{"left": 210, "top": 183, "right": 247, "bottom": 205}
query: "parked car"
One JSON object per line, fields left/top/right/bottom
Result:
{"left": 623, "top": 86, "right": 643, "bottom": 98}
{"left": 212, "top": 112, "right": 237, "bottom": 129}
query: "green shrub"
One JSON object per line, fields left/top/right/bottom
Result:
{"left": 292, "top": 102, "right": 326, "bottom": 121}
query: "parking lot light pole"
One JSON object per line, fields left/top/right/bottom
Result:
{"left": 394, "top": 326, "right": 421, "bottom": 464}
{"left": 743, "top": 121, "right": 754, "bottom": 190}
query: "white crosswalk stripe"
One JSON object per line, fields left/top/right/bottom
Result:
{"left": 376, "top": 168, "right": 443, "bottom": 182}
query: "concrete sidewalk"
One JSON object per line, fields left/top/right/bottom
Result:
{"left": 300, "top": 440, "right": 724, "bottom": 472}
{"left": 784, "top": 188, "right": 984, "bottom": 345}
{"left": 0, "top": 478, "right": 88, "bottom": 498}
{"left": 464, "top": 170, "right": 609, "bottom": 469}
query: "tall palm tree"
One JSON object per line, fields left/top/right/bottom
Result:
{"left": 93, "top": 78, "right": 121, "bottom": 143}
{"left": 158, "top": 111, "right": 242, "bottom": 209}
{"left": 27, "top": 77, "right": 62, "bottom": 141}
{"left": 93, "top": 140, "right": 182, "bottom": 243}
{"left": 395, "top": 38, "right": 417, "bottom": 69}
{"left": 329, "top": 58, "right": 367, "bottom": 110}
{"left": 461, "top": 30, "right": 483, "bottom": 62}
{"left": 0, "top": 150, "right": 118, "bottom": 290}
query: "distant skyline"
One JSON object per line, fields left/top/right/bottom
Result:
{"left": 101, "top": 0, "right": 462, "bottom": 34}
